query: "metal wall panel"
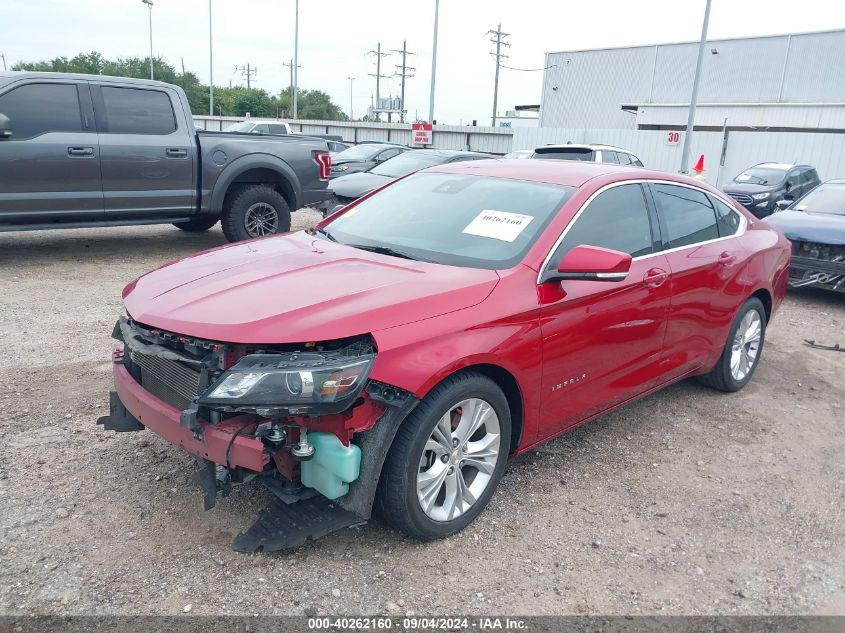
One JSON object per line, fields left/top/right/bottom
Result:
{"left": 781, "top": 31, "right": 845, "bottom": 102}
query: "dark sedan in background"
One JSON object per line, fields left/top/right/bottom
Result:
{"left": 765, "top": 179, "right": 845, "bottom": 292}
{"left": 319, "top": 149, "right": 489, "bottom": 214}
{"left": 330, "top": 142, "right": 407, "bottom": 178}
{"left": 723, "top": 163, "right": 820, "bottom": 219}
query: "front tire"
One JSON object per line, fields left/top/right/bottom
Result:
{"left": 698, "top": 297, "right": 766, "bottom": 392}
{"left": 376, "top": 372, "right": 511, "bottom": 540}
{"left": 221, "top": 185, "right": 291, "bottom": 242}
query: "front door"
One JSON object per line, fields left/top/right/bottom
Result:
{"left": 0, "top": 81, "right": 102, "bottom": 221}
{"left": 93, "top": 84, "right": 195, "bottom": 218}
{"left": 538, "top": 182, "right": 671, "bottom": 438}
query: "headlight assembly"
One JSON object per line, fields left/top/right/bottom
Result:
{"left": 752, "top": 192, "right": 771, "bottom": 200}
{"left": 334, "top": 164, "right": 349, "bottom": 172}
{"left": 199, "top": 352, "right": 375, "bottom": 414}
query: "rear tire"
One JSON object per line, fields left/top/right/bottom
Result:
{"left": 697, "top": 297, "right": 766, "bottom": 392}
{"left": 173, "top": 216, "right": 219, "bottom": 232}
{"left": 375, "top": 371, "right": 510, "bottom": 540}
{"left": 221, "top": 185, "right": 291, "bottom": 242}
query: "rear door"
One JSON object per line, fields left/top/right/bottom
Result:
{"left": 93, "top": 84, "right": 196, "bottom": 218}
{"left": 0, "top": 80, "right": 102, "bottom": 221}
{"left": 538, "top": 182, "right": 671, "bottom": 437}
{"left": 647, "top": 182, "right": 747, "bottom": 378}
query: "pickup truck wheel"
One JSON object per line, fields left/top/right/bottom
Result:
{"left": 222, "top": 185, "right": 291, "bottom": 242}
{"left": 173, "top": 216, "right": 219, "bottom": 232}
{"left": 375, "top": 372, "right": 510, "bottom": 540}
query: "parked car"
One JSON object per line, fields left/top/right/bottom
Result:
{"left": 503, "top": 149, "right": 533, "bottom": 159}
{"left": 223, "top": 119, "right": 292, "bottom": 135}
{"left": 531, "top": 143, "right": 643, "bottom": 166}
{"left": 327, "top": 140, "right": 350, "bottom": 156}
{"left": 765, "top": 179, "right": 845, "bottom": 292}
{"left": 0, "top": 72, "right": 331, "bottom": 241}
{"left": 722, "top": 163, "right": 820, "bottom": 219}
{"left": 330, "top": 142, "right": 407, "bottom": 178}
{"left": 318, "top": 149, "right": 489, "bottom": 214}
{"left": 99, "top": 160, "right": 789, "bottom": 552}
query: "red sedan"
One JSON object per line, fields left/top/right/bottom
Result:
{"left": 100, "top": 160, "right": 791, "bottom": 551}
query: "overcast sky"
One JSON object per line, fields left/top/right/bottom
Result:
{"left": 4, "top": 0, "right": 845, "bottom": 124}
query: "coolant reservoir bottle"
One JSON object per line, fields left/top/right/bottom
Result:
{"left": 300, "top": 432, "right": 362, "bottom": 500}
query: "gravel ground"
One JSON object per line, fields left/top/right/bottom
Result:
{"left": 0, "top": 211, "right": 843, "bottom": 616}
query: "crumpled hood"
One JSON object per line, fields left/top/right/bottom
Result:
{"left": 123, "top": 232, "right": 499, "bottom": 343}
{"left": 765, "top": 210, "right": 845, "bottom": 245}
{"left": 723, "top": 182, "right": 779, "bottom": 195}
{"left": 330, "top": 172, "right": 392, "bottom": 199}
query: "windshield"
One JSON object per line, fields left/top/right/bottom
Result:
{"left": 336, "top": 144, "right": 387, "bottom": 161}
{"left": 370, "top": 153, "right": 445, "bottom": 178}
{"left": 734, "top": 167, "right": 787, "bottom": 185}
{"left": 792, "top": 183, "right": 845, "bottom": 216}
{"left": 223, "top": 122, "right": 254, "bottom": 133}
{"left": 323, "top": 173, "right": 574, "bottom": 269}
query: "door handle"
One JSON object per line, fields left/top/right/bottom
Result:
{"left": 165, "top": 148, "right": 188, "bottom": 158}
{"left": 718, "top": 251, "right": 737, "bottom": 266}
{"left": 642, "top": 268, "right": 669, "bottom": 288}
{"left": 67, "top": 147, "right": 94, "bottom": 157}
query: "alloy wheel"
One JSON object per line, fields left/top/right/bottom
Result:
{"left": 244, "top": 202, "right": 280, "bottom": 237}
{"left": 417, "top": 398, "right": 501, "bottom": 522}
{"left": 730, "top": 310, "right": 762, "bottom": 381}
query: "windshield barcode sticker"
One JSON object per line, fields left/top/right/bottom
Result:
{"left": 462, "top": 210, "right": 534, "bottom": 242}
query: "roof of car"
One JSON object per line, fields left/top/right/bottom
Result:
{"left": 534, "top": 143, "right": 633, "bottom": 152}
{"left": 403, "top": 149, "right": 487, "bottom": 158}
{"left": 426, "top": 158, "right": 687, "bottom": 188}
{"left": 0, "top": 70, "right": 176, "bottom": 89}
{"left": 753, "top": 162, "right": 803, "bottom": 170}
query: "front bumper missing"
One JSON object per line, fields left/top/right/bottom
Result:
{"left": 99, "top": 358, "right": 420, "bottom": 551}
{"left": 788, "top": 256, "right": 845, "bottom": 290}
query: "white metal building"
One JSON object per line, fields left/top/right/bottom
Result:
{"left": 539, "top": 29, "right": 845, "bottom": 132}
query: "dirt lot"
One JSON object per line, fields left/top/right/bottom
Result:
{"left": 0, "top": 211, "right": 843, "bottom": 616}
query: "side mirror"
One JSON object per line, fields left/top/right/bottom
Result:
{"left": 775, "top": 199, "right": 792, "bottom": 211}
{"left": 0, "top": 114, "right": 11, "bottom": 139}
{"left": 545, "top": 245, "right": 632, "bottom": 283}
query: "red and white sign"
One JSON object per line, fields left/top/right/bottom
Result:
{"left": 412, "top": 122, "right": 433, "bottom": 145}
{"left": 666, "top": 130, "right": 681, "bottom": 146}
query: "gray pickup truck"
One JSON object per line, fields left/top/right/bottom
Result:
{"left": 0, "top": 72, "right": 332, "bottom": 242}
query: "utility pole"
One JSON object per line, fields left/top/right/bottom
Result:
{"left": 392, "top": 40, "right": 416, "bottom": 123}
{"left": 680, "top": 0, "right": 712, "bottom": 173}
{"left": 429, "top": 0, "right": 440, "bottom": 123}
{"left": 347, "top": 76, "right": 355, "bottom": 120}
{"left": 367, "top": 42, "right": 390, "bottom": 121}
{"left": 142, "top": 0, "right": 154, "bottom": 80}
{"left": 293, "top": 0, "right": 299, "bottom": 119}
{"left": 487, "top": 23, "right": 510, "bottom": 127}
{"left": 208, "top": 0, "right": 214, "bottom": 116}
{"left": 283, "top": 59, "right": 301, "bottom": 116}
{"left": 235, "top": 64, "right": 257, "bottom": 89}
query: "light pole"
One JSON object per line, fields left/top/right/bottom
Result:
{"left": 428, "top": 0, "right": 439, "bottom": 123}
{"left": 142, "top": 0, "right": 154, "bottom": 80}
{"left": 347, "top": 77, "right": 355, "bottom": 120}
{"left": 680, "top": 0, "right": 712, "bottom": 173}
{"left": 293, "top": 0, "right": 299, "bottom": 119}
{"left": 208, "top": 0, "right": 214, "bottom": 115}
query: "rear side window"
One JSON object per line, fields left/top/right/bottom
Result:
{"left": 630, "top": 156, "right": 644, "bottom": 167}
{"left": 100, "top": 87, "right": 176, "bottom": 135}
{"left": 616, "top": 152, "right": 632, "bottom": 165}
{"left": 546, "top": 183, "right": 654, "bottom": 271}
{"left": 268, "top": 124, "right": 288, "bottom": 134}
{"left": 651, "top": 183, "right": 719, "bottom": 248}
{"left": 533, "top": 147, "right": 595, "bottom": 161}
{"left": 0, "top": 83, "right": 83, "bottom": 139}
{"left": 601, "top": 151, "right": 619, "bottom": 164}
{"left": 710, "top": 196, "right": 742, "bottom": 237}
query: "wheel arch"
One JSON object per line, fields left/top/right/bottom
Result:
{"left": 749, "top": 286, "right": 773, "bottom": 322}
{"left": 211, "top": 154, "right": 301, "bottom": 213}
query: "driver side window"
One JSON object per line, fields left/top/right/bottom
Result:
{"left": 378, "top": 148, "right": 402, "bottom": 162}
{"left": 545, "top": 183, "right": 654, "bottom": 274}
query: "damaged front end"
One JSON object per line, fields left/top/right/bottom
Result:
{"left": 97, "top": 317, "right": 417, "bottom": 552}
{"left": 788, "top": 240, "right": 845, "bottom": 292}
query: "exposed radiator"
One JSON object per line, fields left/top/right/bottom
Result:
{"left": 130, "top": 349, "right": 202, "bottom": 411}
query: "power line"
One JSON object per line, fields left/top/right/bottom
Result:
{"left": 367, "top": 43, "right": 390, "bottom": 121}
{"left": 391, "top": 41, "right": 416, "bottom": 123}
{"left": 486, "top": 23, "right": 510, "bottom": 127}
{"left": 234, "top": 64, "right": 257, "bottom": 90}
{"left": 500, "top": 63, "right": 555, "bottom": 72}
